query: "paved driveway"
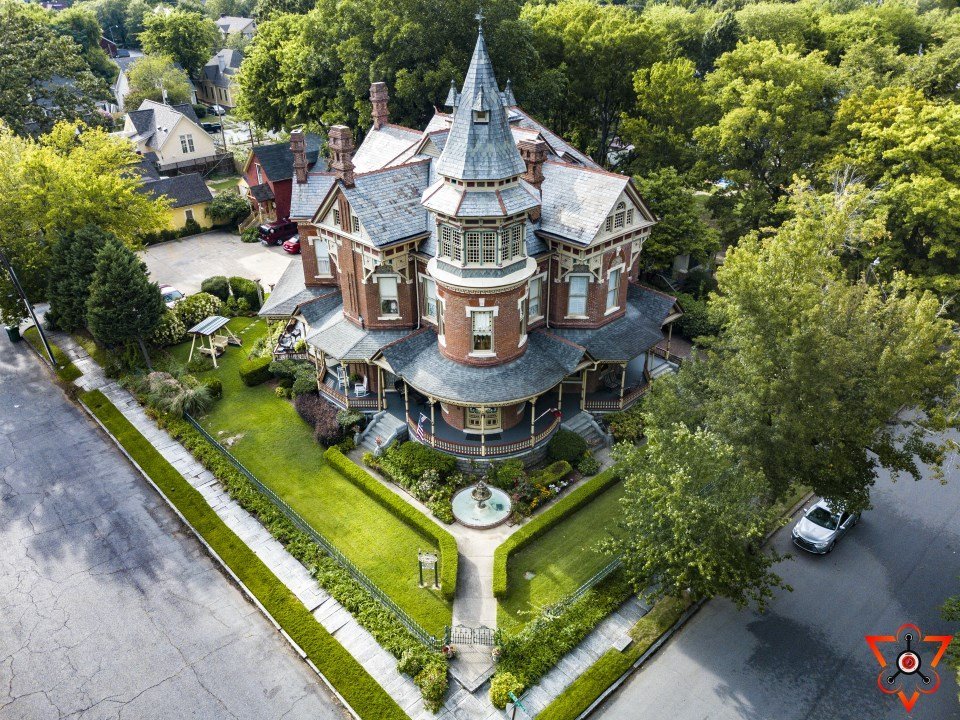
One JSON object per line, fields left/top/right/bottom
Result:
{"left": 594, "top": 460, "right": 960, "bottom": 720}
{"left": 0, "top": 343, "right": 347, "bottom": 720}
{"left": 140, "top": 230, "right": 294, "bottom": 294}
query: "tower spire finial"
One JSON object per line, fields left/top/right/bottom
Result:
{"left": 475, "top": 4, "right": 484, "bottom": 33}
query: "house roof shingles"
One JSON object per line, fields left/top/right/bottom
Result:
{"left": 344, "top": 161, "right": 431, "bottom": 246}
{"left": 258, "top": 258, "right": 338, "bottom": 318}
{"left": 251, "top": 133, "right": 324, "bottom": 182}
{"left": 538, "top": 162, "right": 631, "bottom": 245}
{"left": 135, "top": 172, "right": 213, "bottom": 208}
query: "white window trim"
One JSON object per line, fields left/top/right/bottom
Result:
{"left": 517, "top": 290, "right": 529, "bottom": 348}
{"left": 314, "top": 238, "right": 332, "bottom": 278}
{"left": 527, "top": 273, "right": 545, "bottom": 322}
{"left": 437, "top": 298, "right": 446, "bottom": 347}
{"left": 376, "top": 274, "right": 401, "bottom": 320}
{"left": 565, "top": 274, "right": 591, "bottom": 319}
{"left": 605, "top": 263, "right": 624, "bottom": 315}
{"left": 466, "top": 305, "right": 498, "bottom": 357}
{"left": 421, "top": 276, "right": 438, "bottom": 321}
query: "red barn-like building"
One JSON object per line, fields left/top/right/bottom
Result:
{"left": 241, "top": 134, "right": 325, "bottom": 222}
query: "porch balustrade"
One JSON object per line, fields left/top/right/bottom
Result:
{"left": 407, "top": 414, "right": 561, "bottom": 458}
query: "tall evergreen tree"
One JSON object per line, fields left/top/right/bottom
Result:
{"left": 46, "top": 225, "right": 112, "bottom": 332}
{"left": 86, "top": 238, "right": 164, "bottom": 359}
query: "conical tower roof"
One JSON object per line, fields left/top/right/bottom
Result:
{"left": 435, "top": 30, "right": 526, "bottom": 181}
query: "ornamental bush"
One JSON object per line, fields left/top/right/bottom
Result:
{"left": 490, "top": 671, "right": 524, "bottom": 709}
{"left": 547, "top": 428, "right": 588, "bottom": 465}
{"left": 238, "top": 355, "right": 272, "bottom": 386}
{"left": 292, "top": 374, "right": 317, "bottom": 397}
{"left": 314, "top": 406, "right": 344, "bottom": 446}
{"left": 391, "top": 441, "right": 457, "bottom": 481}
{"left": 337, "top": 409, "right": 365, "bottom": 431}
{"left": 397, "top": 646, "right": 433, "bottom": 677}
{"left": 200, "top": 275, "right": 230, "bottom": 301}
{"left": 240, "top": 226, "right": 259, "bottom": 243}
{"left": 229, "top": 276, "right": 261, "bottom": 310}
{"left": 175, "top": 292, "right": 222, "bottom": 329}
{"left": 577, "top": 451, "right": 601, "bottom": 476}
{"left": 605, "top": 405, "right": 644, "bottom": 444}
{"left": 293, "top": 392, "right": 329, "bottom": 426}
{"left": 414, "top": 660, "right": 448, "bottom": 712}
{"left": 148, "top": 310, "right": 186, "bottom": 346}
{"left": 206, "top": 191, "right": 250, "bottom": 226}
{"left": 202, "top": 377, "right": 222, "bottom": 399}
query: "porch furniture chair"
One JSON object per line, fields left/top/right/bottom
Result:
{"left": 354, "top": 378, "right": 369, "bottom": 397}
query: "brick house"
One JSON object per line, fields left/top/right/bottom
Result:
{"left": 240, "top": 134, "right": 325, "bottom": 221}
{"left": 260, "top": 29, "right": 681, "bottom": 460}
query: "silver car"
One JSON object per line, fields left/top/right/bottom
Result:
{"left": 792, "top": 499, "right": 860, "bottom": 554}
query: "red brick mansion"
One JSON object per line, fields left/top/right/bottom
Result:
{"left": 260, "top": 28, "right": 681, "bottom": 460}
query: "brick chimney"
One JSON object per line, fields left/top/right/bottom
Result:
{"left": 370, "top": 82, "right": 389, "bottom": 130}
{"left": 290, "top": 129, "right": 307, "bottom": 184}
{"left": 518, "top": 138, "right": 547, "bottom": 190}
{"left": 328, "top": 125, "right": 355, "bottom": 188}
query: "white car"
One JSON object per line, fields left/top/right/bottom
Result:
{"left": 209, "top": 104, "right": 227, "bottom": 116}
{"left": 792, "top": 499, "right": 860, "bottom": 554}
{"left": 159, "top": 284, "right": 184, "bottom": 309}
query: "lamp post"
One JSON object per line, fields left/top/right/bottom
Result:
{"left": 0, "top": 244, "right": 55, "bottom": 366}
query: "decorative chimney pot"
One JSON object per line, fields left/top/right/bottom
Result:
{"left": 370, "top": 82, "right": 389, "bottom": 130}
{"left": 290, "top": 129, "right": 307, "bottom": 184}
{"left": 328, "top": 125, "right": 356, "bottom": 188}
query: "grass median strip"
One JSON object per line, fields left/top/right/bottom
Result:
{"left": 80, "top": 389, "right": 407, "bottom": 720}
{"left": 23, "top": 327, "right": 81, "bottom": 382}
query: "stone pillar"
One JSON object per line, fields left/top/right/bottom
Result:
{"left": 328, "top": 125, "right": 355, "bottom": 188}
{"left": 291, "top": 129, "right": 307, "bottom": 184}
{"left": 370, "top": 82, "right": 389, "bottom": 130}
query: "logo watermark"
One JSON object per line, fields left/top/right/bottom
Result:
{"left": 865, "top": 623, "right": 953, "bottom": 713}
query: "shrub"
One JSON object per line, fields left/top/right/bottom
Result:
{"left": 336, "top": 436, "right": 356, "bottom": 453}
{"left": 391, "top": 441, "right": 457, "bottom": 481}
{"left": 182, "top": 218, "right": 202, "bottom": 236}
{"left": 270, "top": 359, "right": 313, "bottom": 382}
{"left": 186, "top": 355, "right": 213, "bottom": 373}
{"left": 275, "top": 386, "right": 289, "bottom": 398}
{"left": 547, "top": 428, "right": 588, "bottom": 465}
{"left": 493, "top": 467, "right": 620, "bottom": 599}
{"left": 192, "top": 103, "right": 208, "bottom": 118}
{"left": 293, "top": 392, "right": 334, "bottom": 426}
{"left": 175, "top": 292, "right": 223, "bottom": 329}
{"left": 675, "top": 292, "right": 721, "bottom": 340}
{"left": 307, "top": 397, "right": 342, "bottom": 446}
{"left": 200, "top": 275, "right": 230, "bottom": 301}
{"left": 397, "top": 646, "right": 432, "bottom": 677}
{"left": 490, "top": 671, "right": 524, "bottom": 709}
{"left": 148, "top": 310, "right": 186, "bottom": 346}
{"left": 203, "top": 377, "right": 223, "bottom": 399}
{"left": 577, "top": 452, "right": 601, "bottom": 476}
{"left": 606, "top": 405, "right": 644, "bottom": 444}
{"left": 238, "top": 355, "right": 272, "bottom": 386}
{"left": 415, "top": 660, "right": 448, "bottom": 712}
{"left": 139, "top": 371, "right": 213, "bottom": 417}
{"left": 429, "top": 500, "right": 454, "bottom": 524}
{"left": 229, "top": 276, "right": 261, "bottom": 310}
{"left": 240, "top": 226, "right": 259, "bottom": 243}
{"left": 206, "top": 192, "right": 250, "bottom": 226}
{"left": 324, "top": 447, "right": 458, "bottom": 601}
{"left": 337, "top": 409, "right": 365, "bottom": 430}
{"left": 292, "top": 374, "right": 317, "bottom": 397}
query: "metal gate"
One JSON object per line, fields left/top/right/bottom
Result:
{"left": 445, "top": 624, "right": 495, "bottom": 646}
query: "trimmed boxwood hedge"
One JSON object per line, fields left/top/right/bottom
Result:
{"left": 325, "top": 447, "right": 458, "bottom": 601}
{"left": 79, "top": 390, "right": 407, "bottom": 720}
{"left": 493, "top": 466, "right": 620, "bottom": 600}
{"left": 239, "top": 355, "right": 272, "bottom": 386}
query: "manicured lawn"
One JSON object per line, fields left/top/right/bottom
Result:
{"left": 206, "top": 175, "right": 241, "bottom": 194}
{"left": 166, "top": 318, "right": 452, "bottom": 636}
{"left": 498, "top": 481, "right": 626, "bottom": 632}
{"left": 23, "top": 327, "right": 81, "bottom": 382}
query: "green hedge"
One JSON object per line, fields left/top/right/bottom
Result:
{"left": 535, "top": 596, "right": 687, "bottom": 720}
{"left": 239, "top": 355, "right": 272, "bottom": 386}
{"left": 79, "top": 390, "right": 406, "bottom": 720}
{"left": 325, "top": 447, "right": 458, "bottom": 601}
{"left": 493, "top": 466, "right": 620, "bottom": 600}
{"left": 23, "top": 326, "right": 81, "bottom": 382}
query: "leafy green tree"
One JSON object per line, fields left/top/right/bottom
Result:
{"left": 909, "top": 36, "right": 960, "bottom": 100}
{"left": 734, "top": 1, "right": 824, "bottom": 52}
{"left": 642, "top": 4, "right": 716, "bottom": 62}
{"left": 140, "top": 10, "right": 219, "bottom": 77}
{"left": 46, "top": 225, "right": 112, "bottom": 332}
{"left": 699, "top": 10, "right": 739, "bottom": 75}
{"left": 837, "top": 38, "right": 908, "bottom": 93}
{"left": 52, "top": 6, "right": 117, "bottom": 82}
{"left": 205, "top": 0, "right": 255, "bottom": 19}
{"left": 254, "top": 0, "right": 314, "bottom": 20}
{"left": 819, "top": 1, "right": 933, "bottom": 62}
{"left": 206, "top": 191, "right": 251, "bottom": 225}
{"left": 87, "top": 237, "right": 165, "bottom": 352}
{"left": 622, "top": 58, "right": 708, "bottom": 176}
{"left": 124, "top": 0, "right": 151, "bottom": 42}
{"left": 695, "top": 40, "right": 839, "bottom": 240}
{"left": 634, "top": 167, "right": 717, "bottom": 272}
{"left": 0, "top": 1, "right": 106, "bottom": 135}
{"left": 608, "top": 423, "right": 787, "bottom": 610}
{"left": 81, "top": 0, "right": 131, "bottom": 46}
{"left": 828, "top": 86, "right": 960, "bottom": 294}
{"left": 126, "top": 54, "right": 193, "bottom": 107}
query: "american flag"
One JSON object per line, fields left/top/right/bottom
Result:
{"left": 416, "top": 413, "right": 428, "bottom": 441}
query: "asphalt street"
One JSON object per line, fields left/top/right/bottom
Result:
{"left": 596, "top": 447, "right": 960, "bottom": 720}
{"left": 0, "top": 342, "right": 347, "bottom": 720}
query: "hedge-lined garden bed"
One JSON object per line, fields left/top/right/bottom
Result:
{"left": 23, "top": 327, "right": 81, "bottom": 382}
{"left": 79, "top": 389, "right": 409, "bottom": 720}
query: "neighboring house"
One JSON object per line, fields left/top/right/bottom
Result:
{"left": 215, "top": 15, "right": 256, "bottom": 39}
{"left": 117, "top": 100, "right": 220, "bottom": 173}
{"left": 260, "top": 28, "right": 682, "bottom": 462}
{"left": 241, "top": 134, "right": 326, "bottom": 221}
{"left": 135, "top": 167, "right": 214, "bottom": 232}
{"left": 100, "top": 36, "right": 118, "bottom": 58}
{"left": 195, "top": 49, "right": 242, "bottom": 109}
{"left": 108, "top": 54, "right": 139, "bottom": 113}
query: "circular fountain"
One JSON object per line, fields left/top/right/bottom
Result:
{"left": 451, "top": 480, "right": 512, "bottom": 529}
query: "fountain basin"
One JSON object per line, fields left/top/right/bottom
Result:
{"left": 451, "top": 484, "right": 512, "bottom": 529}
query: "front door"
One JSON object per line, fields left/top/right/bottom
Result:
{"left": 465, "top": 406, "right": 501, "bottom": 432}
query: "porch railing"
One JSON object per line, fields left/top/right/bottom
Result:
{"left": 583, "top": 381, "right": 652, "bottom": 411}
{"left": 319, "top": 379, "right": 379, "bottom": 409}
{"left": 407, "top": 415, "right": 561, "bottom": 457}
{"left": 652, "top": 344, "right": 684, "bottom": 366}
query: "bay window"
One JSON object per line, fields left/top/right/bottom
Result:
{"left": 567, "top": 275, "right": 589, "bottom": 316}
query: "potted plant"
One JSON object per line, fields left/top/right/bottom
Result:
{"left": 491, "top": 646, "right": 502, "bottom": 661}
{"left": 442, "top": 644, "right": 458, "bottom": 659}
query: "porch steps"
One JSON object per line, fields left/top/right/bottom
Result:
{"left": 650, "top": 359, "right": 678, "bottom": 380}
{"left": 562, "top": 411, "right": 611, "bottom": 449}
{"left": 358, "top": 412, "right": 407, "bottom": 454}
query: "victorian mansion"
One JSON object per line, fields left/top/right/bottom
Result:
{"left": 260, "top": 28, "right": 682, "bottom": 460}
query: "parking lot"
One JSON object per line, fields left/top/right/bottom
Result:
{"left": 140, "top": 230, "right": 294, "bottom": 295}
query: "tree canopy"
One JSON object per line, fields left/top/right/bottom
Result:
{"left": 140, "top": 10, "right": 220, "bottom": 77}
{"left": 126, "top": 54, "right": 193, "bottom": 108}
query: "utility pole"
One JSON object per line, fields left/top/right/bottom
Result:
{"left": 0, "top": 245, "right": 55, "bottom": 367}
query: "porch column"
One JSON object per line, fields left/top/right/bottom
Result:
{"left": 480, "top": 407, "right": 486, "bottom": 457}
{"left": 317, "top": 350, "right": 325, "bottom": 392}
{"left": 645, "top": 351, "right": 651, "bottom": 375}
{"left": 580, "top": 369, "right": 588, "bottom": 411}
{"left": 666, "top": 323, "right": 673, "bottom": 355}
{"left": 430, "top": 399, "right": 436, "bottom": 448}
{"left": 619, "top": 362, "right": 627, "bottom": 408}
{"left": 377, "top": 366, "right": 385, "bottom": 410}
{"left": 557, "top": 382, "right": 563, "bottom": 412}
{"left": 529, "top": 397, "right": 537, "bottom": 448}
{"left": 403, "top": 381, "right": 409, "bottom": 424}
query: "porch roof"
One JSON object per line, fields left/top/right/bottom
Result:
{"left": 258, "top": 258, "right": 337, "bottom": 318}
{"left": 550, "top": 283, "right": 674, "bottom": 361}
{"left": 305, "top": 307, "right": 411, "bottom": 362}
{"left": 380, "top": 328, "right": 585, "bottom": 405}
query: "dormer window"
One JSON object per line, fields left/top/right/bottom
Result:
{"left": 473, "top": 110, "right": 489, "bottom": 123}
{"left": 604, "top": 201, "right": 632, "bottom": 234}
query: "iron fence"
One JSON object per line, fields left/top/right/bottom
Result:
{"left": 544, "top": 556, "right": 623, "bottom": 617}
{"left": 184, "top": 413, "right": 442, "bottom": 650}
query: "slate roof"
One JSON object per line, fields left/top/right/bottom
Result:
{"left": 250, "top": 134, "right": 324, "bottom": 182}
{"left": 135, "top": 172, "right": 213, "bottom": 208}
{"left": 550, "top": 284, "right": 676, "bottom": 361}
{"left": 128, "top": 100, "right": 201, "bottom": 150}
{"left": 435, "top": 30, "right": 526, "bottom": 181}
{"left": 539, "top": 161, "right": 632, "bottom": 245}
{"left": 249, "top": 182, "right": 275, "bottom": 202}
{"left": 216, "top": 16, "right": 255, "bottom": 35}
{"left": 352, "top": 125, "right": 421, "bottom": 174}
{"left": 421, "top": 178, "right": 539, "bottom": 218}
{"left": 511, "top": 108, "right": 599, "bottom": 169}
{"left": 344, "top": 161, "right": 431, "bottom": 246}
{"left": 290, "top": 173, "right": 336, "bottom": 219}
{"left": 380, "top": 329, "right": 585, "bottom": 404}
{"left": 258, "top": 258, "right": 338, "bottom": 318}
{"left": 304, "top": 310, "right": 412, "bottom": 362}
{"left": 202, "top": 49, "right": 242, "bottom": 88}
